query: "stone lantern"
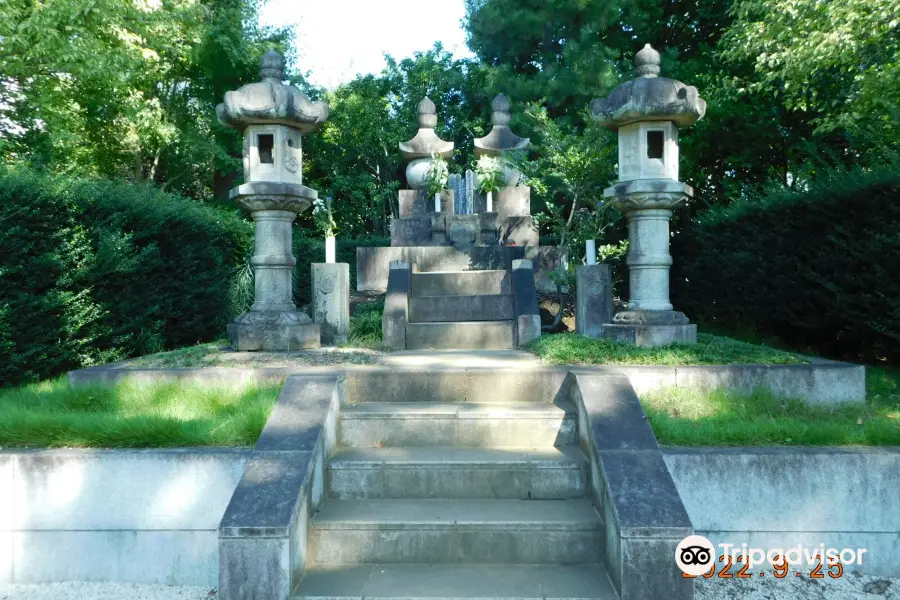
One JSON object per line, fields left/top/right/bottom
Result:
{"left": 591, "top": 44, "right": 706, "bottom": 346}
{"left": 217, "top": 50, "right": 330, "bottom": 351}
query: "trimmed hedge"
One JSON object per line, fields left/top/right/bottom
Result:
{"left": 671, "top": 166, "right": 900, "bottom": 364}
{"left": 0, "top": 168, "right": 253, "bottom": 386}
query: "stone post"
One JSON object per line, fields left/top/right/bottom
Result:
{"left": 217, "top": 50, "right": 330, "bottom": 351}
{"left": 312, "top": 263, "right": 350, "bottom": 345}
{"left": 575, "top": 263, "right": 613, "bottom": 338}
{"left": 591, "top": 44, "right": 706, "bottom": 346}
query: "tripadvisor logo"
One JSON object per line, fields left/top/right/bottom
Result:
{"left": 675, "top": 535, "right": 715, "bottom": 577}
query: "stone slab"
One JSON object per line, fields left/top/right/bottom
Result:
{"left": 411, "top": 270, "right": 509, "bottom": 296}
{"left": 405, "top": 321, "right": 516, "bottom": 350}
{"left": 254, "top": 376, "right": 340, "bottom": 453}
{"left": 311, "top": 263, "right": 350, "bottom": 345}
{"left": 293, "top": 564, "right": 618, "bottom": 600}
{"left": 0, "top": 449, "right": 248, "bottom": 586}
{"left": 382, "top": 261, "right": 412, "bottom": 350}
{"left": 408, "top": 294, "right": 514, "bottom": 322}
{"left": 576, "top": 264, "right": 613, "bottom": 337}
{"left": 356, "top": 246, "right": 562, "bottom": 293}
{"left": 601, "top": 323, "right": 697, "bottom": 346}
{"left": 11, "top": 530, "right": 219, "bottom": 586}
{"left": 228, "top": 321, "right": 320, "bottom": 351}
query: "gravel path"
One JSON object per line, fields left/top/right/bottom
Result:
{"left": 1, "top": 574, "right": 897, "bottom": 600}
{"left": 696, "top": 571, "right": 899, "bottom": 599}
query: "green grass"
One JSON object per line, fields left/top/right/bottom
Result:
{"left": 642, "top": 366, "right": 900, "bottom": 446}
{"left": 529, "top": 332, "right": 807, "bottom": 365}
{"left": 0, "top": 378, "right": 282, "bottom": 448}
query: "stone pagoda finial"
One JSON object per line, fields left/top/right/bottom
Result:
{"left": 216, "top": 50, "right": 329, "bottom": 133}
{"left": 474, "top": 94, "right": 530, "bottom": 158}
{"left": 633, "top": 43, "right": 661, "bottom": 78}
{"left": 399, "top": 96, "right": 454, "bottom": 162}
{"left": 590, "top": 44, "right": 705, "bottom": 130}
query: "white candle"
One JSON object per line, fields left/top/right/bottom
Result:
{"left": 434, "top": 192, "right": 441, "bottom": 213}
{"left": 586, "top": 239, "right": 597, "bottom": 265}
{"left": 325, "top": 235, "right": 336, "bottom": 263}
{"left": 486, "top": 190, "right": 493, "bottom": 212}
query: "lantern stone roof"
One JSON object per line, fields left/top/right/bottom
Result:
{"left": 217, "top": 50, "right": 330, "bottom": 132}
{"left": 591, "top": 44, "right": 706, "bottom": 131}
{"left": 398, "top": 97, "right": 454, "bottom": 162}
{"left": 474, "top": 94, "right": 530, "bottom": 157}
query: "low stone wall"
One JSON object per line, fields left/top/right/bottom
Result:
{"left": 69, "top": 360, "right": 866, "bottom": 405}
{"left": 610, "top": 359, "right": 865, "bottom": 405}
{"left": 664, "top": 447, "right": 900, "bottom": 576}
{"left": 0, "top": 449, "right": 249, "bottom": 586}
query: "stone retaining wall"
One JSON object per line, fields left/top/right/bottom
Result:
{"left": 664, "top": 447, "right": 900, "bottom": 576}
{"left": 0, "top": 449, "right": 249, "bottom": 586}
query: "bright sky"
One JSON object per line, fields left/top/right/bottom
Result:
{"left": 259, "top": 0, "right": 474, "bottom": 89}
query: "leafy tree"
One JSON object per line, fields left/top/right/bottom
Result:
{"left": 0, "top": 0, "right": 290, "bottom": 199}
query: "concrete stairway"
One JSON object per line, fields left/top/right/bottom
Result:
{"left": 293, "top": 388, "right": 618, "bottom": 599}
{"left": 405, "top": 270, "right": 517, "bottom": 350}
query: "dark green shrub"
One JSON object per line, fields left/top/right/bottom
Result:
{"left": 348, "top": 299, "right": 384, "bottom": 348}
{"left": 0, "top": 168, "right": 253, "bottom": 386}
{"left": 671, "top": 165, "right": 900, "bottom": 364}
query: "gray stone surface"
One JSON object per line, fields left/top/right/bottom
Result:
{"left": 293, "top": 564, "right": 618, "bottom": 600}
{"left": 218, "top": 375, "right": 341, "bottom": 600}
{"left": 398, "top": 189, "right": 453, "bottom": 218}
{"left": 326, "top": 446, "right": 586, "bottom": 500}
{"left": 311, "top": 263, "right": 350, "bottom": 344}
{"left": 511, "top": 259, "right": 541, "bottom": 346}
{"left": 568, "top": 372, "right": 694, "bottom": 600}
{"left": 409, "top": 294, "right": 514, "bottom": 322}
{"left": 664, "top": 447, "right": 900, "bottom": 576}
{"left": 576, "top": 264, "right": 613, "bottom": 337}
{"left": 0, "top": 449, "right": 248, "bottom": 586}
{"left": 602, "top": 323, "right": 698, "bottom": 347}
{"left": 382, "top": 261, "right": 411, "bottom": 350}
{"left": 412, "top": 270, "right": 509, "bottom": 296}
{"left": 338, "top": 402, "right": 575, "bottom": 448}
{"left": 356, "top": 245, "right": 562, "bottom": 293}
{"left": 406, "top": 321, "right": 516, "bottom": 350}
{"left": 217, "top": 50, "right": 329, "bottom": 133}
{"left": 228, "top": 319, "right": 320, "bottom": 352}
{"left": 590, "top": 44, "right": 706, "bottom": 130}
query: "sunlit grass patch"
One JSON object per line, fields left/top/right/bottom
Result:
{"left": 642, "top": 382, "right": 900, "bottom": 446}
{"left": 529, "top": 332, "right": 807, "bottom": 365}
{"left": 0, "top": 378, "right": 282, "bottom": 448}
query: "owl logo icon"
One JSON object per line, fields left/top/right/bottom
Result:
{"left": 675, "top": 535, "right": 715, "bottom": 576}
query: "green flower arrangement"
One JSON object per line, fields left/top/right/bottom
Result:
{"left": 424, "top": 153, "right": 450, "bottom": 196}
{"left": 312, "top": 196, "right": 337, "bottom": 237}
{"left": 475, "top": 155, "right": 506, "bottom": 195}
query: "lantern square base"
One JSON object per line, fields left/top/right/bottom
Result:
{"left": 601, "top": 323, "right": 697, "bottom": 347}
{"left": 228, "top": 314, "right": 320, "bottom": 351}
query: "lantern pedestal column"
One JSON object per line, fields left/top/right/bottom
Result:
{"left": 227, "top": 183, "right": 321, "bottom": 351}
{"left": 601, "top": 181, "right": 697, "bottom": 347}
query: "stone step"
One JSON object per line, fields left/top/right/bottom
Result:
{"left": 408, "top": 294, "right": 515, "bottom": 323}
{"left": 308, "top": 499, "right": 603, "bottom": 565}
{"left": 338, "top": 402, "right": 576, "bottom": 448}
{"left": 293, "top": 563, "right": 618, "bottom": 600}
{"left": 411, "top": 270, "right": 510, "bottom": 297}
{"left": 326, "top": 446, "right": 587, "bottom": 500}
{"left": 406, "top": 321, "right": 516, "bottom": 350}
